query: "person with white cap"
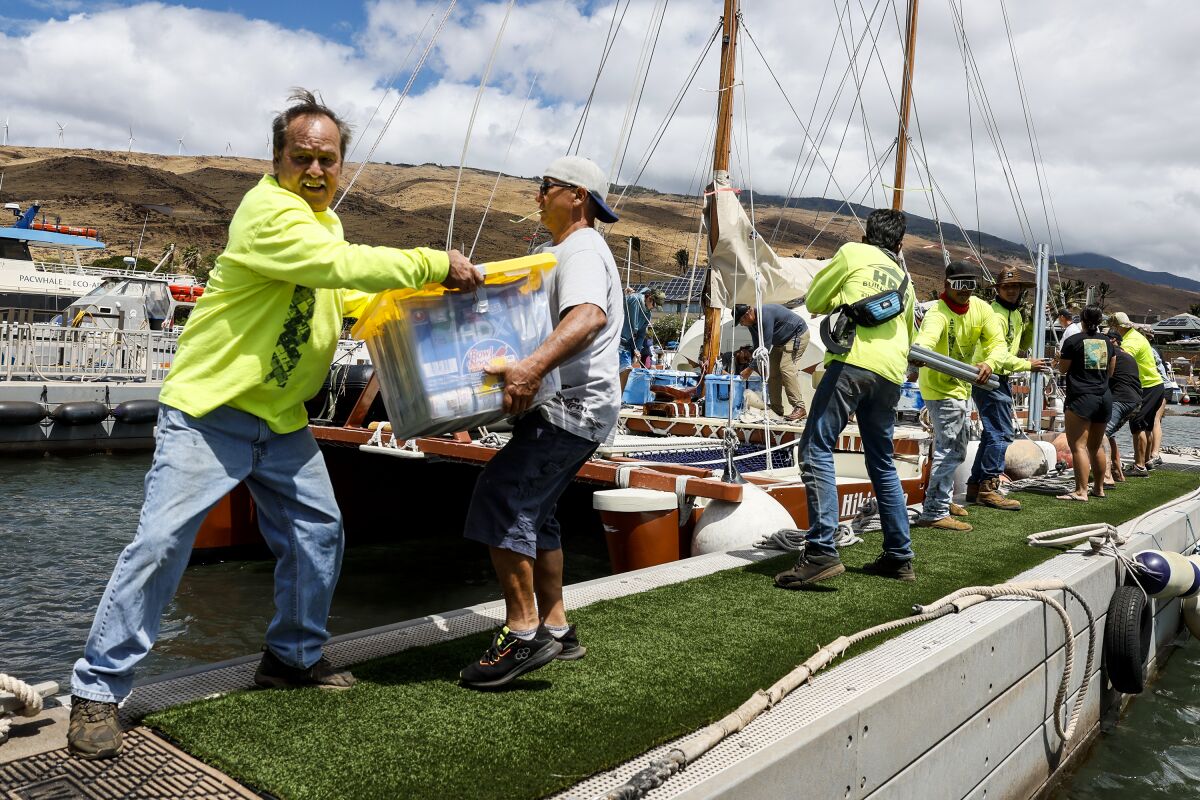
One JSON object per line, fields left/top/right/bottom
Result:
{"left": 459, "top": 155, "right": 623, "bottom": 688}
{"left": 1109, "top": 310, "right": 1164, "bottom": 476}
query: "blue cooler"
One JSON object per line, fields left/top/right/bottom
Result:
{"left": 705, "top": 374, "right": 746, "bottom": 418}
{"left": 650, "top": 369, "right": 700, "bottom": 391}
{"left": 622, "top": 368, "right": 654, "bottom": 404}
{"left": 745, "top": 374, "right": 764, "bottom": 397}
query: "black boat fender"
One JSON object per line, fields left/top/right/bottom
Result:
{"left": 1102, "top": 584, "right": 1152, "bottom": 694}
{"left": 0, "top": 400, "right": 47, "bottom": 426}
{"left": 112, "top": 398, "right": 159, "bottom": 424}
{"left": 50, "top": 401, "right": 109, "bottom": 426}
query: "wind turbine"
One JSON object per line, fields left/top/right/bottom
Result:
{"left": 176, "top": 135, "right": 185, "bottom": 155}
{"left": 2, "top": 117, "right": 8, "bottom": 147}
{"left": 127, "top": 125, "right": 136, "bottom": 153}
{"left": 56, "top": 121, "right": 66, "bottom": 146}
{"left": 224, "top": 141, "right": 232, "bottom": 157}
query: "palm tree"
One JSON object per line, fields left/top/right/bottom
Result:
{"left": 1055, "top": 278, "right": 1087, "bottom": 310}
{"left": 674, "top": 248, "right": 689, "bottom": 270}
{"left": 1095, "top": 282, "right": 1112, "bottom": 310}
{"left": 1189, "top": 302, "right": 1200, "bottom": 318}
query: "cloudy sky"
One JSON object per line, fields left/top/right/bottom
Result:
{"left": 2, "top": 0, "right": 1195, "bottom": 278}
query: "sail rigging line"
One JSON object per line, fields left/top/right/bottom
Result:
{"left": 765, "top": 0, "right": 860, "bottom": 246}
{"left": 953, "top": 0, "right": 983, "bottom": 258}
{"left": 608, "top": 0, "right": 671, "bottom": 193}
{"left": 444, "top": 0, "right": 518, "bottom": 252}
{"left": 763, "top": 0, "right": 890, "bottom": 248}
{"left": 568, "top": 0, "right": 632, "bottom": 156}
{"left": 945, "top": 1, "right": 1040, "bottom": 259}
{"left": 840, "top": 0, "right": 886, "bottom": 210}
{"left": 335, "top": 0, "right": 457, "bottom": 211}
{"left": 797, "top": 139, "right": 896, "bottom": 257}
{"left": 998, "top": 0, "right": 1068, "bottom": 258}
{"left": 341, "top": 5, "right": 439, "bottom": 169}
{"left": 607, "top": 21, "right": 722, "bottom": 216}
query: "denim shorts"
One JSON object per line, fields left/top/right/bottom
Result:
{"left": 463, "top": 413, "right": 598, "bottom": 558}
{"left": 1105, "top": 398, "right": 1140, "bottom": 437}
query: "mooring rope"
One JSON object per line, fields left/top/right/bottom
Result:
{"left": 602, "top": 580, "right": 1096, "bottom": 800}
{"left": 0, "top": 674, "right": 44, "bottom": 744}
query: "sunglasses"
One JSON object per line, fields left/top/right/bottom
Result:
{"left": 539, "top": 178, "right": 576, "bottom": 195}
{"left": 947, "top": 278, "right": 977, "bottom": 291}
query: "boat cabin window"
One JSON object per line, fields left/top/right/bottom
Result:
{"left": 169, "top": 303, "right": 193, "bottom": 330}
{"left": 0, "top": 239, "right": 33, "bottom": 261}
{"left": 80, "top": 278, "right": 122, "bottom": 298}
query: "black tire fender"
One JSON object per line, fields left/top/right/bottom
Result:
{"left": 1103, "top": 584, "right": 1152, "bottom": 694}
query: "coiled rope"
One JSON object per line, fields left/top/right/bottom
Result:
{"left": 0, "top": 674, "right": 45, "bottom": 744}
{"left": 602, "top": 579, "right": 1095, "bottom": 800}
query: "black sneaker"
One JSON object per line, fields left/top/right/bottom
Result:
{"left": 460, "top": 626, "right": 563, "bottom": 689}
{"left": 539, "top": 624, "right": 587, "bottom": 661}
{"left": 68, "top": 696, "right": 123, "bottom": 760}
{"left": 774, "top": 555, "right": 845, "bottom": 589}
{"left": 1151, "top": 456, "right": 1164, "bottom": 467}
{"left": 860, "top": 554, "right": 916, "bottom": 582}
{"left": 253, "top": 648, "right": 356, "bottom": 690}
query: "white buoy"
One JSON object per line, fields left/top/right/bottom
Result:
{"left": 1182, "top": 595, "right": 1200, "bottom": 640}
{"left": 1132, "top": 550, "right": 1200, "bottom": 599}
{"left": 1004, "top": 439, "right": 1052, "bottom": 479}
{"left": 691, "top": 483, "right": 795, "bottom": 556}
{"left": 952, "top": 440, "right": 981, "bottom": 502}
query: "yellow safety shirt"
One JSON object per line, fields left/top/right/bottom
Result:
{"left": 805, "top": 241, "right": 916, "bottom": 386}
{"left": 971, "top": 301, "right": 1031, "bottom": 376}
{"left": 160, "top": 175, "right": 449, "bottom": 433}
{"left": 1120, "top": 328, "right": 1164, "bottom": 389}
{"left": 913, "top": 297, "right": 1005, "bottom": 400}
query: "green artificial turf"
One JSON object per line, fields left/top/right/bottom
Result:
{"left": 146, "top": 472, "right": 1200, "bottom": 800}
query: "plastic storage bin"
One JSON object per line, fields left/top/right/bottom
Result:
{"left": 351, "top": 254, "right": 560, "bottom": 440}
{"left": 704, "top": 374, "right": 746, "bottom": 418}
{"left": 898, "top": 381, "right": 924, "bottom": 410}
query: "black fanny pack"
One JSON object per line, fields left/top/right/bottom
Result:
{"left": 820, "top": 262, "right": 909, "bottom": 355}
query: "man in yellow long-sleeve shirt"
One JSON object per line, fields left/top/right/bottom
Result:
{"left": 68, "top": 90, "right": 482, "bottom": 759}
{"left": 774, "top": 209, "right": 917, "bottom": 589}
{"left": 912, "top": 261, "right": 1006, "bottom": 532}
{"left": 965, "top": 268, "right": 1050, "bottom": 510}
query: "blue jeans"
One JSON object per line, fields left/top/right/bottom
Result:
{"left": 919, "top": 398, "right": 969, "bottom": 522}
{"left": 72, "top": 405, "right": 343, "bottom": 703}
{"left": 464, "top": 413, "right": 598, "bottom": 558}
{"left": 797, "top": 361, "right": 913, "bottom": 561}
{"left": 618, "top": 347, "right": 634, "bottom": 370}
{"left": 968, "top": 376, "right": 1013, "bottom": 484}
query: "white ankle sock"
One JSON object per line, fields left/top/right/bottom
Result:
{"left": 545, "top": 624, "right": 570, "bottom": 638}
{"left": 509, "top": 627, "right": 537, "bottom": 641}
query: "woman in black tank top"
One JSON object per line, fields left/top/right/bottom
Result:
{"left": 1056, "top": 306, "right": 1116, "bottom": 501}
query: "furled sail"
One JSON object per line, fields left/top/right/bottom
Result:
{"left": 705, "top": 170, "right": 826, "bottom": 309}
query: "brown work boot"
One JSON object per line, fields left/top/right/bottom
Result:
{"left": 966, "top": 482, "right": 979, "bottom": 503}
{"left": 254, "top": 648, "right": 356, "bottom": 690}
{"left": 950, "top": 503, "right": 969, "bottom": 517}
{"left": 976, "top": 477, "right": 1021, "bottom": 511}
{"left": 785, "top": 406, "right": 807, "bottom": 422}
{"left": 68, "top": 696, "right": 123, "bottom": 760}
{"left": 915, "top": 516, "right": 974, "bottom": 532}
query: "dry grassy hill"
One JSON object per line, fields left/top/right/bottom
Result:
{"left": 1, "top": 145, "right": 1194, "bottom": 315}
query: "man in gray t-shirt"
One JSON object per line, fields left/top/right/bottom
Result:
{"left": 460, "top": 155, "right": 621, "bottom": 690}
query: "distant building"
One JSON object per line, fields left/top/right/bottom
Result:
{"left": 1151, "top": 313, "right": 1200, "bottom": 342}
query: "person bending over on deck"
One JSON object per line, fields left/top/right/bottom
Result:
{"left": 618, "top": 287, "right": 663, "bottom": 371}
{"left": 965, "top": 268, "right": 1050, "bottom": 511}
{"left": 732, "top": 303, "right": 810, "bottom": 421}
{"left": 67, "top": 89, "right": 482, "bottom": 760}
{"left": 1056, "top": 306, "right": 1116, "bottom": 501}
{"left": 459, "top": 156, "right": 622, "bottom": 689}
{"left": 1103, "top": 329, "right": 1142, "bottom": 483}
{"left": 774, "top": 208, "right": 916, "bottom": 589}
{"left": 1110, "top": 311, "right": 1164, "bottom": 477}
{"left": 912, "top": 260, "right": 1006, "bottom": 533}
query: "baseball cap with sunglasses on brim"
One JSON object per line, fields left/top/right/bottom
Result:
{"left": 945, "top": 260, "right": 985, "bottom": 292}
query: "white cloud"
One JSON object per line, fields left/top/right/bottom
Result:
{"left": 0, "top": 0, "right": 1195, "bottom": 279}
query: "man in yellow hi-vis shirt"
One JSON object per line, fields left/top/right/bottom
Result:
{"left": 774, "top": 209, "right": 917, "bottom": 589}
{"left": 912, "top": 261, "right": 1006, "bottom": 532}
{"left": 1110, "top": 311, "right": 1164, "bottom": 477}
{"left": 966, "top": 268, "right": 1050, "bottom": 510}
{"left": 68, "top": 90, "right": 482, "bottom": 760}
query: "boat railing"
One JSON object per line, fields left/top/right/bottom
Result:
{"left": 0, "top": 322, "right": 180, "bottom": 382}
{"left": 27, "top": 259, "right": 199, "bottom": 283}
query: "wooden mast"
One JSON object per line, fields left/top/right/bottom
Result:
{"left": 698, "top": 0, "right": 739, "bottom": 373}
{"left": 890, "top": 0, "right": 920, "bottom": 211}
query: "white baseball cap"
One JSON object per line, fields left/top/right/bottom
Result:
{"left": 1110, "top": 311, "right": 1133, "bottom": 327}
{"left": 542, "top": 156, "right": 619, "bottom": 223}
